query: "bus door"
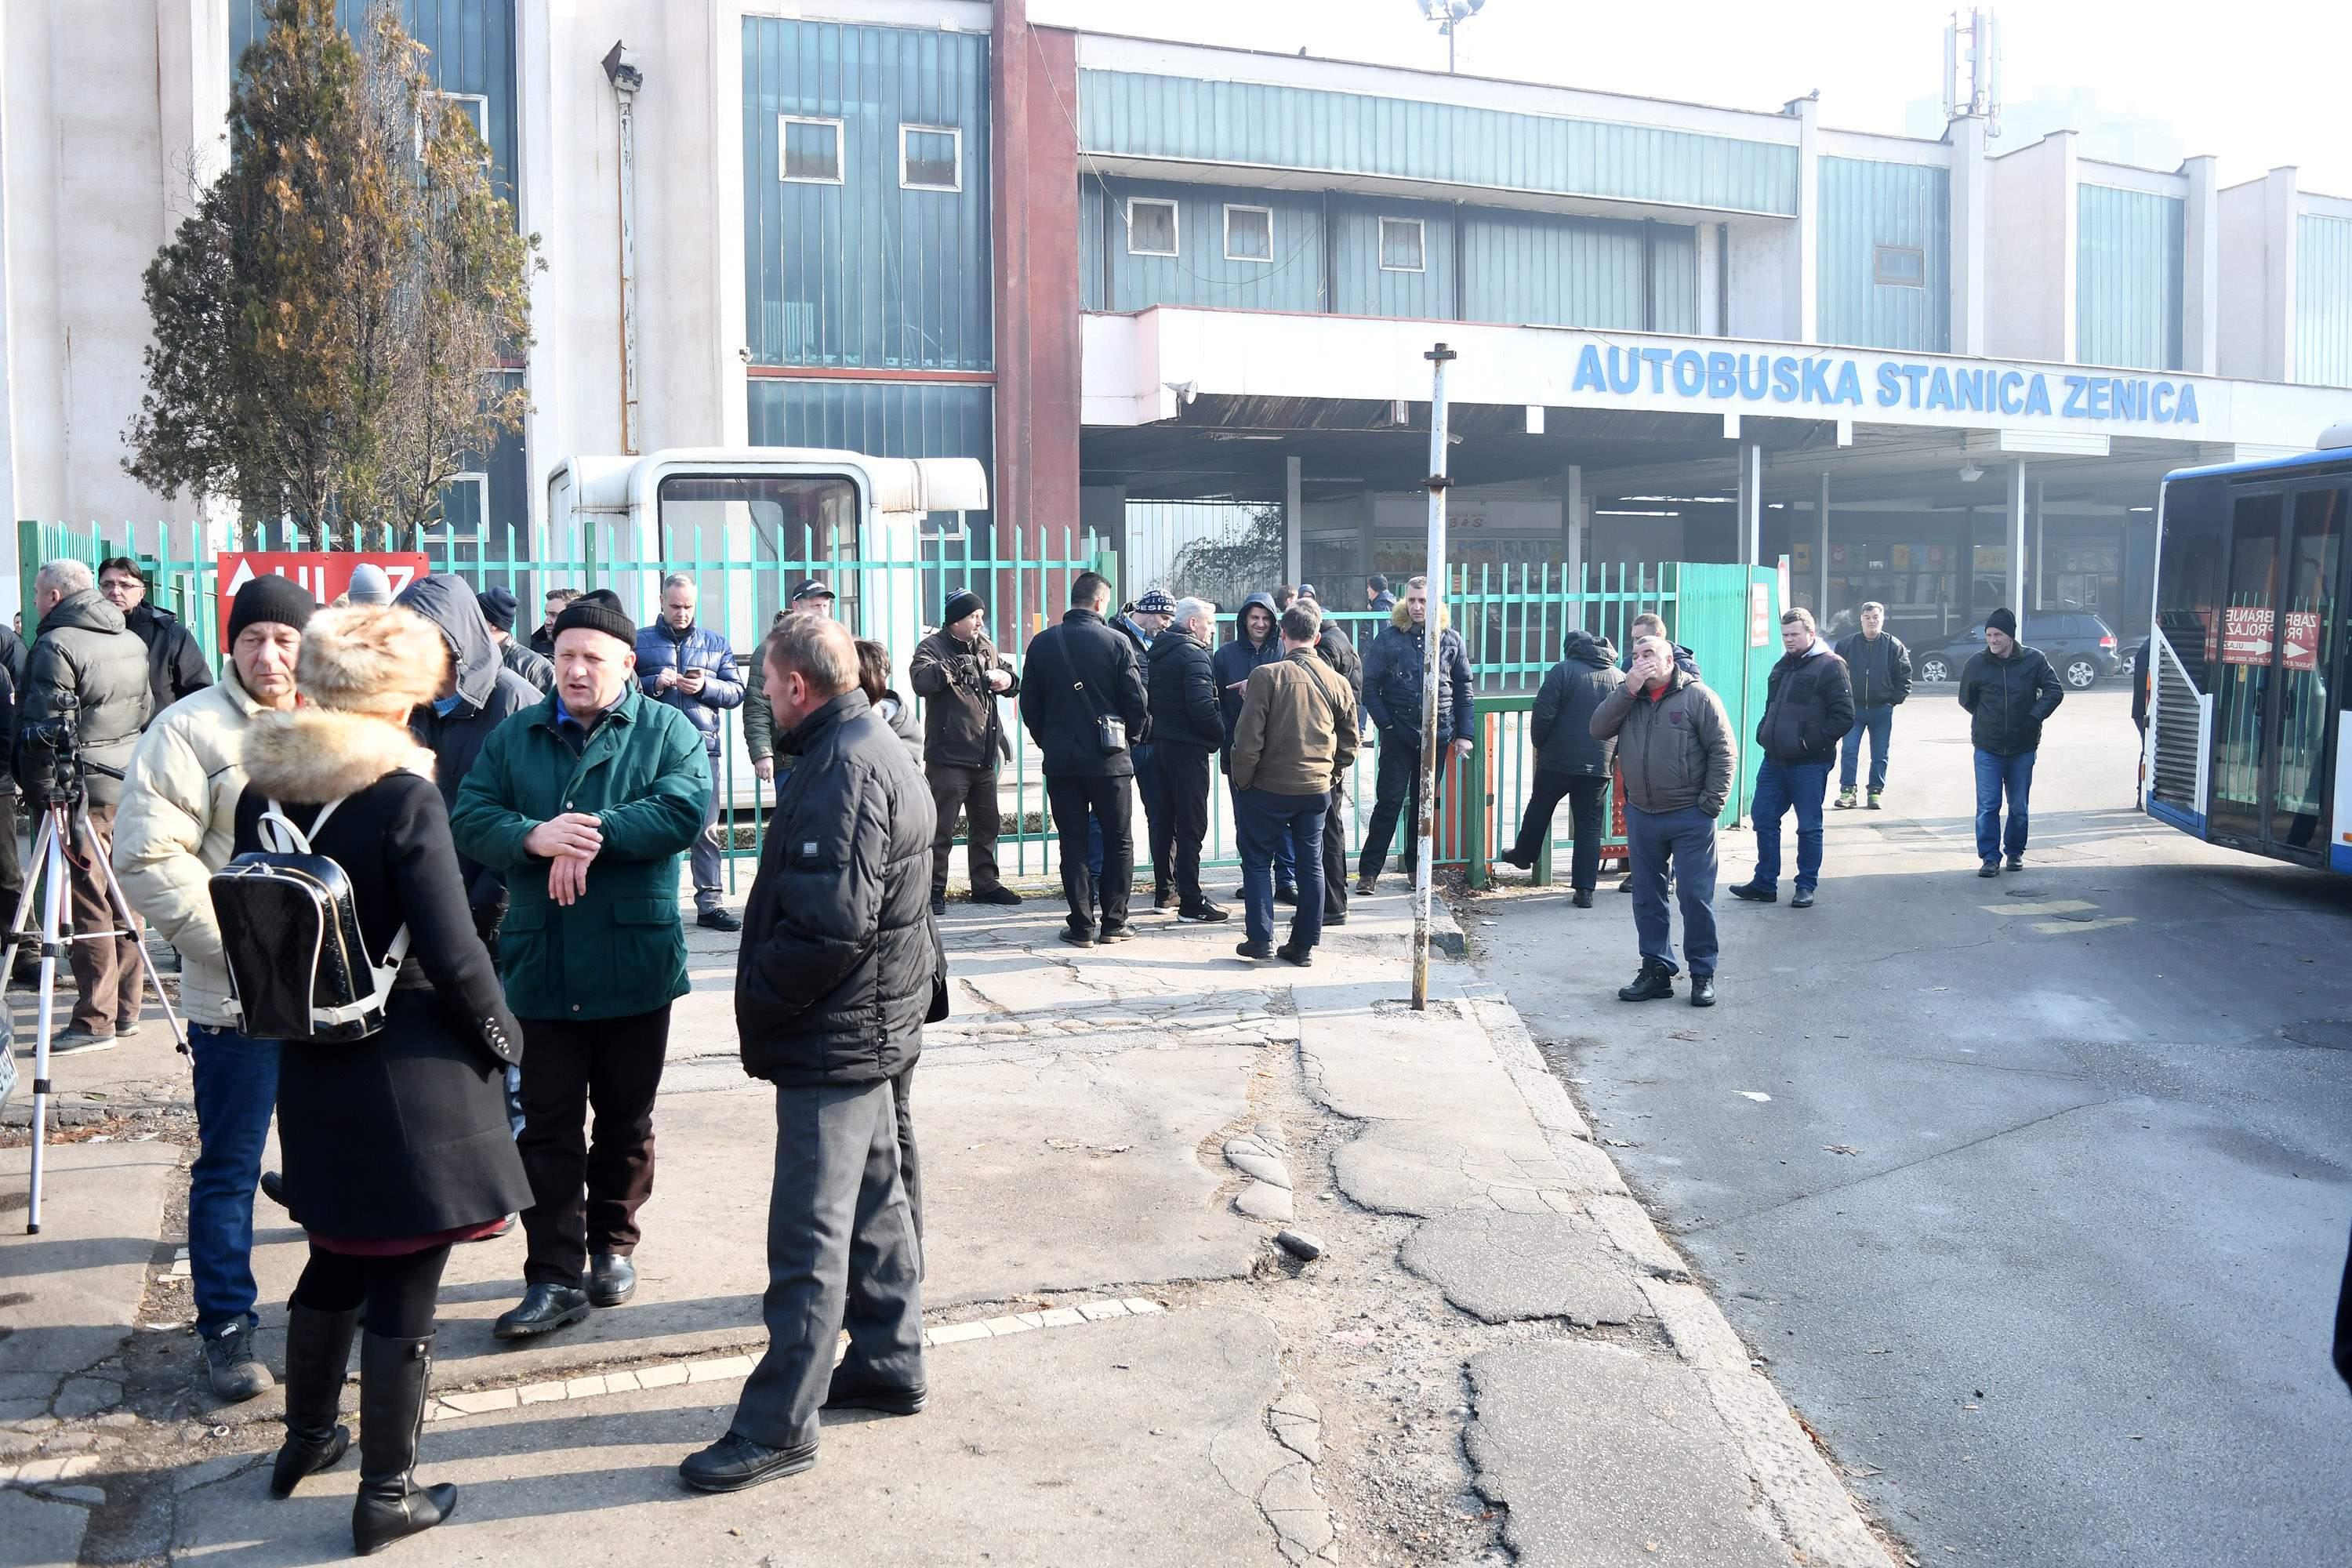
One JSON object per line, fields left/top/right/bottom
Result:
{"left": 2208, "top": 484, "right": 2345, "bottom": 858}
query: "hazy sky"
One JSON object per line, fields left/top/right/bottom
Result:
{"left": 1036, "top": 0, "right": 2349, "bottom": 194}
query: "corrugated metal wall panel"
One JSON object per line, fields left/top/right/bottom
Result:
{"left": 233, "top": 0, "right": 519, "bottom": 208}
{"left": 1079, "top": 71, "right": 1798, "bottom": 216}
{"left": 1651, "top": 224, "right": 1699, "bottom": 334}
{"left": 747, "top": 379, "right": 994, "bottom": 531}
{"left": 1817, "top": 156, "right": 1951, "bottom": 351}
{"left": 1460, "top": 210, "right": 1651, "bottom": 331}
{"left": 742, "top": 18, "right": 993, "bottom": 370}
{"left": 2077, "top": 183, "right": 2184, "bottom": 371}
{"left": 1083, "top": 176, "right": 1326, "bottom": 314}
{"left": 2297, "top": 213, "right": 2352, "bottom": 388}
{"left": 1329, "top": 197, "right": 1455, "bottom": 319}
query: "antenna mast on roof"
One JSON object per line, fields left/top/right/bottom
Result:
{"left": 1943, "top": 9, "right": 2002, "bottom": 138}
{"left": 1417, "top": 0, "right": 1486, "bottom": 75}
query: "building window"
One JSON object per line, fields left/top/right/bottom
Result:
{"left": 780, "top": 115, "right": 844, "bottom": 184}
{"left": 1127, "top": 198, "right": 1178, "bottom": 257}
{"left": 899, "top": 125, "right": 961, "bottom": 192}
{"left": 1379, "top": 216, "right": 1427, "bottom": 272}
{"left": 1874, "top": 244, "right": 1927, "bottom": 288}
{"left": 1224, "top": 204, "right": 1273, "bottom": 263}
{"left": 417, "top": 91, "right": 491, "bottom": 165}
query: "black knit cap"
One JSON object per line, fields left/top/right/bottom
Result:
{"left": 227, "top": 575, "right": 317, "bottom": 643}
{"left": 551, "top": 588, "right": 637, "bottom": 649}
{"left": 942, "top": 589, "right": 983, "bottom": 625}
{"left": 1986, "top": 606, "right": 2018, "bottom": 637}
{"left": 477, "top": 585, "right": 518, "bottom": 633}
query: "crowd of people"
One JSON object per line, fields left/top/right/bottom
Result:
{"left": 0, "top": 551, "right": 2094, "bottom": 1552}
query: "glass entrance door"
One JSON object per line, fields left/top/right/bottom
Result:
{"left": 2267, "top": 487, "right": 2345, "bottom": 853}
{"left": 2207, "top": 494, "right": 2281, "bottom": 846}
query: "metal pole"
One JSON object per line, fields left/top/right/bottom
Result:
{"left": 1412, "top": 343, "right": 1457, "bottom": 1011}
{"left": 2009, "top": 460, "right": 2028, "bottom": 643}
{"left": 609, "top": 58, "right": 642, "bottom": 456}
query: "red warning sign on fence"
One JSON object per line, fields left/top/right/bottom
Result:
{"left": 215, "top": 553, "right": 430, "bottom": 647}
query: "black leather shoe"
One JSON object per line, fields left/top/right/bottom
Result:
{"left": 1058, "top": 927, "right": 1094, "bottom": 949}
{"left": 1097, "top": 925, "right": 1133, "bottom": 945}
{"left": 698, "top": 908, "right": 742, "bottom": 932}
{"left": 1354, "top": 875, "right": 1377, "bottom": 896}
{"left": 1235, "top": 939, "right": 1273, "bottom": 961}
{"left": 351, "top": 1332, "right": 455, "bottom": 1555}
{"left": 678, "top": 1430, "right": 818, "bottom": 1494}
{"left": 1153, "top": 888, "right": 1175, "bottom": 911}
{"left": 1617, "top": 964, "right": 1675, "bottom": 1002}
{"left": 270, "top": 1302, "right": 358, "bottom": 1498}
{"left": 1275, "top": 884, "right": 1300, "bottom": 906}
{"left": 1275, "top": 942, "right": 1312, "bottom": 967}
{"left": 974, "top": 886, "right": 1023, "bottom": 906}
{"left": 1690, "top": 975, "right": 1718, "bottom": 1007}
{"left": 1572, "top": 889, "right": 1595, "bottom": 909}
{"left": 1790, "top": 887, "right": 1815, "bottom": 909}
{"left": 260, "top": 1169, "right": 288, "bottom": 1207}
{"left": 588, "top": 1253, "right": 637, "bottom": 1308}
{"left": 931, "top": 895, "right": 947, "bottom": 916}
{"left": 824, "top": 1374, "right": 927, "bottom": 1416}
{"left": 492, "top": 1284, "right": 590, "bottom": 1341}
{"left": 1728, "top": 882, "right": 1777, "bottom": 903}
{"left": 2005, "top": 855, "right": 2025, "bottom": 872}
{"left": 1497, "top": 850, "right": 1534, "bottom": 869}
{"left": 1178, "top": 902, "right": 1230, "bottom": 923}
{"left": 1323, "top": 911, "right": 1347, "bottom": 926}
{"left": 1977, "top": 861, "right": 2002, "bottom": 878}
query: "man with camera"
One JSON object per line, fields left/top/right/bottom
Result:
{"left": 908, "top": 590, "right": 1021, "bottom": 916}
{"left": 114, "top": 576, "right": 313, "bottom": 1399}
{"left": 16, "top": 559, "right": 153, "bottom": 1051}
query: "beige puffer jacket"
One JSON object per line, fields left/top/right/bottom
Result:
{"left": 111, "top": 670, "right": 267, "bottom": 1028}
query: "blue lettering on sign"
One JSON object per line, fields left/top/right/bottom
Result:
{"left": 1554, "top": 344, "right": 2198, "bottom": 426}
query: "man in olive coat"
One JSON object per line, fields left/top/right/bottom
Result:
{"left": 451, "top": 590, "right": 710, "bottom": 1341}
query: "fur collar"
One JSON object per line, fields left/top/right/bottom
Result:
{"left": 242, "top": 709, "right": 436, "bottom": 804}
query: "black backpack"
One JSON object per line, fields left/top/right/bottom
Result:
{"left": 210, "top": 798, "right": 409, "bottom": 1043}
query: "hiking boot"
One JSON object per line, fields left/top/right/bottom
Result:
{"left": 1690, "top": 975, "right": 1718, "bottom": 1008}
{"left": 1834, "top": 789, "right": 1858, "bottom": 810}
{"left": 1275, "top": 942, "right": 1312, "bottom": 967}
{"left": 1617, "top": 964, "right": 1675, "bottom": 1003}
{"left": 1866, "top": 791, "right": 1883, "bottom": 811}
{"left": 2005, "top": 855, "right": 2025, "bottom": 872}
{"left": 1234, "top": 939, "right": 1273, "bottom": 961}
{"left": 203, "top": 1320, "right": 275, "bottom": 1402}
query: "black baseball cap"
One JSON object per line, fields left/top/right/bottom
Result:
{"left": 789, "top": 577, "right": 836, "bottom": 604}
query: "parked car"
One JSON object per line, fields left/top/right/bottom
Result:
{"left": 1912, "top": 607, "right": 2123, "bottom": 689}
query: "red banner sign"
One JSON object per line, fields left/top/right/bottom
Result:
{"left": 215, "top": 553, "right": 430, "bottom": 647}
{"left": 2219, "top": 604, "right": 2323, "bottom": 670}
{"left": 2285, "top": 609, "right": 2320, "bottom": 672}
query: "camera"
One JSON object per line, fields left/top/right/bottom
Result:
{"left": 17, "top": 692, "right": 84, "bottom": 807}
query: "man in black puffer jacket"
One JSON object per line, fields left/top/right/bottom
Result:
{"left": 684, "top": 615, "right": 938, "bottom": 1495}
{"left": 1730, "top": 608, "right": 1853, "bottom": 909}
{"left": 1019, "top": 571, "right": 1152, "bottom": 946}
{"left": 1958, "top": 607, "right": 2064, "bottom": 876}
{"left": 1502, "top": 630, "right": 1622, "bottom": 902}
{"left": 1357, "top": 575, "right": 1474, "bottom": 891}
{"left": 1831, "top": 601, "right": 1911, "bottom": 810}
{"left": 1145, "top": 597, "right": 1226, "bottom": 921}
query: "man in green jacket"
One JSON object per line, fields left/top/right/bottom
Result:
{"left": 451, "top": 590, "right": 710, "bottom": 1341}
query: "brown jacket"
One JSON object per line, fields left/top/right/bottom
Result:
{"left": 1231, "top": 647, "right": 1359, "bottom": 795}
{"left": 1589, "top": 666, "right": 1735, "bottom": 818}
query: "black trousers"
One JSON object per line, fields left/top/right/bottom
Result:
{"left": 1358, "top": 735, "right": 1446, "bottom": 881}
{"left": 516, "top": 1006, "right": 672, "bottom": 1289}
{"left": 0, "top": 793, "right": 20, "bottom": 935}
{"left": 1047, "top": 774, "right": 1132, "bottom": 933}
{"left": 891, "top": 1062, "right": 921, "bottom": 1256}
{"left": 1152, "top": 744, "right": 1212, "bottom": 912}
{"left": 291, "top": 1242, "right": 451, "bottom": 1338}
{"left": 1321, "top": 778, "right": 1349, "bottom": 920}
{"left": 1510, "top": 771, "right": 1610, "bottom": 891}
{"left": 926, "top": 763, "right": 1002, "bottom": 898}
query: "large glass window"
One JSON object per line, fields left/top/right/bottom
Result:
{"left": 658, "top": 474, "right": 861, "bottom": 635}
{"left": 2208, "top": 492, "right": 2281, "bottom": 843}
{"left": 2273, "top": 487, "right": 2344, "bottom": 848}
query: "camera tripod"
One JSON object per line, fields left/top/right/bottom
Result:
{"left": 2, "top": 783, "right": 187, "bottom": 1234}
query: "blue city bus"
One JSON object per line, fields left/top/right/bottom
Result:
{"left": 2145, "top": 429, "right": 2352, "bottom": 869}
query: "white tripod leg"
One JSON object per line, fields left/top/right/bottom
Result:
{"left": 25, "top": 808, "right": 67, "bottom": 1236}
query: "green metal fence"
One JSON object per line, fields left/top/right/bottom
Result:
{"left": 16, "top": 521, "right": 1777, "bottom": 886}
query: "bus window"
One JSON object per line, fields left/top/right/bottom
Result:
{"left": 2207, "top": 492, "right": 2281, "bottom": 843}
{"left": 2273, "top": 486, "right": 2345, "bottom": 849}
{"left": 2150, "top": 477, "right": 2225, "bottom": 815}
{"left": 657, "top": 474, "right": 861, "bottom": 633}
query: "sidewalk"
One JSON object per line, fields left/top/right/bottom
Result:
{"left": 2, "top": 879, "right": 1898, "bottom": 1566}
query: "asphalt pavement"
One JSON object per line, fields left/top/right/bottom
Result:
{"left": 1472, "top": 682, "right": 2352, "bottom": 1568}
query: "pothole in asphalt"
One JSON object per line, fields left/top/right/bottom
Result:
{"left": 2280, "top": 1018, "right": 2352, "bottom": 1051}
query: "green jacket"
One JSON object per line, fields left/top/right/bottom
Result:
{"left": 449, "top": 686, "right": 711, "bottom": 1021}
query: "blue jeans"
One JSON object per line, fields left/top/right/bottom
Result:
{"left": 186, "top": 1024, "right": 281, "bottom": 1337}
{"left": 1626, "top": 804, "right": 1719, "bottom": 977}
{"left": 1750, "top": 758, "right": 1830, "bottom": 893}
{"left": 1239, "top": 789, "right": 1328, "bottom": 949}
{"left": 1973, "top": 748, "right": 2036, "bottom": 862}
{"left": 1230, "top": 774, "right": 1296, "bottom": 887}
{"left": 1839, "top": 705, "right": 1895, "bottom": 794}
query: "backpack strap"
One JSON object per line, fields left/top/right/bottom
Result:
{"left": 260, "top": 794, "right": 413, "bottom": 1028}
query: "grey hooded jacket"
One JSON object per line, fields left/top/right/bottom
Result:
{"left": 396, "top": 573, "right": 542, "bottom": 912}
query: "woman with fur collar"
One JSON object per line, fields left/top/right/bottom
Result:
{"left": 231, "top": 604, "right": 529, "bottom": 1556}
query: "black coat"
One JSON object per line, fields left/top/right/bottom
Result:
{"left": 1211, "top": 593, "right": 1284, "bottom": 752}
{"left": 737, "top": 691, "right": 940, "bottom": 1087}
{"left": 233, "top": 709, "right": 528, "bottom": 1242}
{"left": 1017, "top": 608, "right": 1152, "bottom": 779}
{"left": 908, "top": 627, "right": 1018, "bottom": 771}
{"left": 1146, "top": 629, "right": 1223, "bottom": 751}
{"left": 16, "top": 589, "right": 150, "bottom": 806}
{"left": 1958, "top": 644, "right": 2066, "bottom": 757}
{"left": 126, "top": 602, "right": 213, "bottom": 724}
{"left": 1530, "top": 631, "right": 1623, "bottom": 777}
{"left": 0, "top": 624, "right": 24, "bottom": 798}
{"left": 1313, "top": 623, "right": 1364, "bottom": 702}
{"left": 1833, "top": 630, "right": 1912, "bottom": 708}
{"left": 1756, "top": 645, "right": 1857, "bottom": 766}
{"left": 1363, "top": 613, "right": 1474, "bottom": 749}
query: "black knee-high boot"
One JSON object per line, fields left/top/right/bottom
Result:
{"left": 351, "top": 1332, "right": 455, "bottom": 1555}
{"left": 270, "top": 1302, "right": 360, "bottom": 1497}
